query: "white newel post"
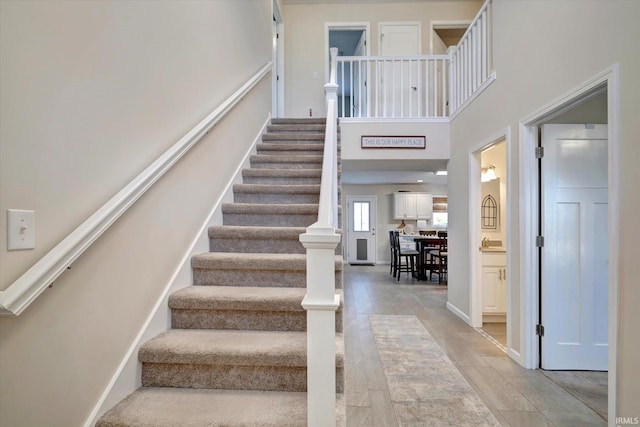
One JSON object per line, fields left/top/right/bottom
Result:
{"left": 300, "top": 231, "right": 340, "bottom": 427}
{"left": 301, "top": 46, "right": 341, "bottom": 427}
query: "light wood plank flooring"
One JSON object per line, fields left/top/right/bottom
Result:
{"left": 343, "top": 264, "right": 607, "bottom": 426}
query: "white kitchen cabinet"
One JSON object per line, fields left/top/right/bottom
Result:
{"left": 482, "top": 252, "right": 506, "bottom": 314}
{"left": 393, "top": 192, "right": 432, "bottom": 220}
{"left": 416, "top": 194, "right": 433, "bottom": 219}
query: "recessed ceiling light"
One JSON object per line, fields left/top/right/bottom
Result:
{"left": 417, "top": 179, "right": 424, "bottom": 183}
{"left": 435, "top": 171, "right": 447, "bottom": 176}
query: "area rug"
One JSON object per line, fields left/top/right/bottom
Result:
{"left": 369, "top": 315, "right": 501, "bottom": 426}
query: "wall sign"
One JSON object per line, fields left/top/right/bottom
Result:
{"left": 361, "top": 135, "right": 426, "bottom": 149}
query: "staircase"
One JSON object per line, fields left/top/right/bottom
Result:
{"left": 97, "top": 118, "right": 344, "bottom": 426}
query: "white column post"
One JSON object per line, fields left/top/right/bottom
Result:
{"left": 300, "top": 232, "right": 340, "bottom": 427}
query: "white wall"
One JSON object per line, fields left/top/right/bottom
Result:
{"left": 282, "top": 0, "right": 482, "bottom": 117}
{"left": 0, "top": 1, "right": 273, "bottom": 425}
{"left": 342, "top": 183, "right": 447, "bottom": 263}
{"left": 447, "top": 0, "right": 640, "bottom": 417}
{"left": 341, "top": 121, "right": 449, "bottom": 161}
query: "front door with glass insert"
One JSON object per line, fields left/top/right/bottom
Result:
{"left": 347, "top": 196, "right": 377, "bottom": 264}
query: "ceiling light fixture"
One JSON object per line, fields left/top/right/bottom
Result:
{"left": 481, "top": 165, "right": 497, "bottom": 182}
{"left": 435, "top": 171, "right": 447, "bottom": 176}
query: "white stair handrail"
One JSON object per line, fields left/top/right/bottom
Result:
{"left": 0, "top": 61, "right": 273, "bottom": 316}
{"left": 300, "top": 47, "right": 341, "bottom": 427}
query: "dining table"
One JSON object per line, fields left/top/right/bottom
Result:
{"left": 407, "top": 236, "right": 447, "bottom": 281}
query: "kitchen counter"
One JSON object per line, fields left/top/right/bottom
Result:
{"left": 481, "top": 246, "right": 506, "bottom": 252}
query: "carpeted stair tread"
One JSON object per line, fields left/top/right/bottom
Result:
{"left": 233, "top": 183, "right": 320, "bottom": 195}
{"left": 266, "top": 124, "right": 327, "bottom": 133}
{"left": 96, "top": 388, "right": 308, "bottom": 427}
{"left": 191, "top": 252, "right": 343, "bottom": 271}
{"left": 271, "top": 118, "right": 326, "bottom": 125}
{"left": 139, "top": 329, "right": 344, "bottom": 367}
{"left": 262, "top": 133, "right": 326, "bottom": 142}
{"left": 222, "top": 202, "right": 319, "bottom": 215}
{"left": 249, "top": 154, "right": 322, "bottom": 168}
{"left": 169, "top": 286, "right": 308, "bottom": 312}
{"left": 256, "top": 143, "right": 340, "bottom": 155}
{"left": 243, "top": 168, "right": 322, "bottom": 178}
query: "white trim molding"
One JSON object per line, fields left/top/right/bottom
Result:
{"left": 0, "top": 61, "right": 273, "bottom": 317}
{"left": 446, "top": 301, "right": 471, "bottom": 325}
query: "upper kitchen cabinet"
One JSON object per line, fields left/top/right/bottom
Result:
{"left": 393, "top": 192, "right": 433, "bottom": 220}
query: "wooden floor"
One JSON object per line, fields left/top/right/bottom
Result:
{"left": 343, "top": 264, "right": 607, "bottom": 426}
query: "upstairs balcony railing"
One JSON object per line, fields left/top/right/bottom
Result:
{"left": 336, "top": 0, "right": 493, "bottom": 120}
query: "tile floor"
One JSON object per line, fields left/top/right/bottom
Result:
{"left": 343, "top": 264, "right": 607, "bottom": 426}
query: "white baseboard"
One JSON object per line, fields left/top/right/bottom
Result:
{"left": 446, "top": 301, "right": 471, "bottom": 325}
{"left": 84, "top": 115, "right": 270, "bottom": 427}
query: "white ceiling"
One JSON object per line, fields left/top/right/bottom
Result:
{"left": 342, "top": 159, "right": 448, "bottom": 185}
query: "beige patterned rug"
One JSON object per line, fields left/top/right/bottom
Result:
{"left": 369, "top": 315, "right": 502, "bottom": 426}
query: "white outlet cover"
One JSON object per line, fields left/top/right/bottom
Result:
{"left": 7, "top": 209, "right": 35, "bottom": 250}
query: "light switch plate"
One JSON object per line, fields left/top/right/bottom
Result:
{"left": 7, "top": 209, "right": 35, "bottom": 250}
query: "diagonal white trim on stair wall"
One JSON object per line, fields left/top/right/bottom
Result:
{"left": 83, "top": 116, "right": 271, "bottom": 427}
{"left": 0, "top": 62, "right": 272, "bottom": 317}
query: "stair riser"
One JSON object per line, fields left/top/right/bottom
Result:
{"left": 271, "top": 118, "right": 327, "bottom": 125}
{"left": 210, "top": 239, "right": 306, "bottom": 254}
{"left": 266, "top": 125, "right": 326, "bottom": 133}
{"left": 209, "top": 239, "right": 342, "bottom": 255}
{"left": 171, "top": 310, "right": 343, "bottom": 333}
{"left": 242, "top": 175, "right": 321, "bottom": 185}
{"left": 192, "top": 269, "right": 343, "bottom": 289}
{"left": 141, "top": 364, "right": 344, "bottom": 393}
{"left": 250, "top": 161, "right": 322, "bottom": 170}
{"left": 262, "top": 135, "right": 325, "bottom": 143}
{"left": 256, "top": 149, "right": 324, "bottom": 156}
{"left": 223, "top": 213, "right": 317, "bottom": 227}
{"left": 172, "top": 309, "right": 306, "bottom": 331}
{"left": 234, "top": 193, "right": 319, "bottom": 204}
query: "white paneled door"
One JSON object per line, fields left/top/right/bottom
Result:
{"left": 379, "top": 23, "right": 420, "bottom": 117}
{"left": 541, "top": 124, "right": 608, "bottom": 370}
{"left": 347, "top": 196, "right": 377, "bottom": 265}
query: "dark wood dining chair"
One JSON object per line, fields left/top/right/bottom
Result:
{"left": 392, "top": 231, "right": 419, "bottom": 281}
{"left": 430, "top": 239, "right": 448, "bottom": 284}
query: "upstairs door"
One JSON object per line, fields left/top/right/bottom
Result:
{"left": 379, "top": 23, "right": 420, "bottom": 117}
{"left": 541, "top": 124, "right": 608, "bottom": 370}
{"left": 347, "top": 196, "right": 377, "bottom": 265}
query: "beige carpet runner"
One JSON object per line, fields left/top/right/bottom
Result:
{"left": 97, "top": 118, "right": 344, "bottom": 426}
{"left": 370, "top": 315, "right": 501, "bottom": 426}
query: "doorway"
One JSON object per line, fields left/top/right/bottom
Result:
{"left": 429, "top": 21, "right": 470, "bottom": 54}
{"left": 479, "top": 140, "right": 508, "bottom": 344}
{"left": 469, "top": 130, "right": 512, "bottom": 355}
{"left": 519, "top": 66, "right": 619, "bottom": 424}
{"left": 272, "top": 0, "right": 284, "bottom": 117}
{"left": 326, "top": 23, "right": 369, "bottom": 118}
{"left": 346, "top": 196, "right": 377, "bottom": 265}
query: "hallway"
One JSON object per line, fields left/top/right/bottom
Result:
{"left": 343, "top": 264, "right": 607, "bottom": 426}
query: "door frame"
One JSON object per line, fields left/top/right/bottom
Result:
{"left": 429, "top": 20, "right": 471, "bottom": 54}
{"left": 519, "top": 65, "right": 619, "bottom": 424}
{"left": 324, "top": 22, "right": 371, "bottom": 82}
{"left": 468, "top": 129, "right": 513, "bottom": 353}
{"left": 272, "top": 0, "right": 284, "bottom": 117}
{"left": 345, "top": 195, "right": 377, "bottom": 265}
